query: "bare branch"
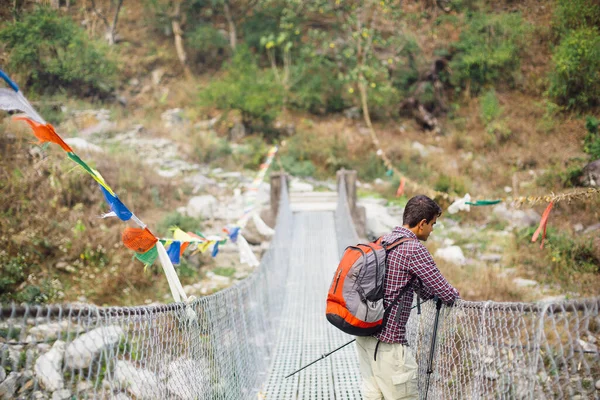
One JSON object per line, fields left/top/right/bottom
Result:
{"left": 89, "top": 0, "right": 110, "bottom": 30}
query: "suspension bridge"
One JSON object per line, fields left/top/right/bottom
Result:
{"left": 1, "top": 172, "right": 599, "bottom": 400}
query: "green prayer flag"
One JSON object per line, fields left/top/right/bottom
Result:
{"left": 465, "top": 200, "right": 502, "bottom": 206}
{"left": 67, "top": 152, "right": 96, "bottom": 176}
{"left": 135, "top": 245, "right": 158, "bottom": 266}
{"left": 386, "top": 169, "right": 394, "bottom": 177}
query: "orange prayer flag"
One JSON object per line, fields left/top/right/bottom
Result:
{"left": 531, "top": 202, "right": 554, "bottom": 249}
{"left": 122, "top": 227, "right": 158, "bottom": 253}
{"left": 396, "top": 177, "right": 406, "bottom": 197}
{"left": 14, "top": 116, "right": 73, "bottom": 153}
{"left": 179, "top": 242, "right": 190, "bottom": 256}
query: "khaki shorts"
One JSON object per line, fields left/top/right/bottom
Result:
{"left": 355, "top": 336, "right": 418, "bottom": 400}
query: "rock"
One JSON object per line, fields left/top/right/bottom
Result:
{"left": 166, "top": 359, "right": 208, "bottom": 399}
{"left": 0, "top": 372, "right": 19, "bottom": 399}
{"left": 185, "top": 195, "right": 218, "bottom": 219}
{"left": 584, "top": 223, "right": 600, "bottom": 234}
{"left": 573, "top": 223, "right": 584, "bottom": 232}
{"left": 580, "top": 159, "right": 600, "bottom": 187}
{"left": 481, "top": 254, "right": 502, "bottom": 263}
{"left": 34, "top": 340, "right": 65, "bottom": 392}
{"left": 161, "top": 108, "right": 186, "bottom": 128}
{"left": 76, "top": 381, "right": 94, "bottom": 393}
{"left": 31, "top": 391, "right": 48, "bottom": 400}
{"left": 194, "top": 117, "right": 219, "bottom": 131}
{"left": 343, "top": 106, "right": 361, "bottom": 120}
{"left": 18, "top": 375, "right": 34, "bottom": 394}
{"left": 152, "top": 68, "right": 165, "bottom": 86}
{"left": 595, "top": 379, "right": 600, "bottom": 390}
{"left": 289, "top": 179, "right": 314, "bottom": 192}
{"left": 112, "top": 393, "right": 132, "bottom": 400}
{"left": 360, "top": 198, "right": 400, "bottom": 238}
{"left": 412, "top": 141, "right": 428, "bottom": 157}
{"left": 577, "top": 339, "right": 598, "bottom": 353}
{"left": 228, "top": 122, "right": 246, "bottom": 142}
{"left": 79, "top": 119, "right": 116, "bottom": 137}
{"left": 65, "top": 326, "right": 124, "bottom": 369}
{"left": 513, "top": 278, "right": 538, "bottom": 288}
{"left": 64, "top": 138, "right": 104, "bottom": 153}
{"left": 114, "top": 360, "right": 161, "bottom": 399}
{"left": 51, "top": 389, "right": 72, "bottom": 400}
{"left": 27, "top": 321, "right": 72, "bottom": 342}
{"left": 484, "top": 370, "right": 499, "bottom": 380}
{"left": 434, "top": 246, "right": 466, "bottom": 265}
{"left": 0, "top": 368, "right": 5, "bottom": 383}
{"left": 492, "top": 204, "right": 540, "bottom": 228}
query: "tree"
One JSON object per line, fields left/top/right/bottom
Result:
{"left": 89, "top": 0, "right": 125, "bottom": 45}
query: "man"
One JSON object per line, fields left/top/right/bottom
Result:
{"left": 355, "top": 195, "right": 460, "bottom": 400}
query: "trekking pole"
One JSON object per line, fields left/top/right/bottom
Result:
{"left": 285, "top": 339, "right": 356, "bottom": 378}
{"left": 285, "top": 302, "right": 429, "bottom": 379}
{"left": 424, "top": 297, "right": 443, "bottom": 400}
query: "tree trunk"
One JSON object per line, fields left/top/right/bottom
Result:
{"left": 223, "top": 1, "right": 237, "bottom": 51}
{"left": 171, "top": 0, "right": 192, "bottom": 77}
{"left": 106, "top": 0, "right": 124, "bottom": 45}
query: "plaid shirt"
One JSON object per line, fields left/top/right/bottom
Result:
{"left": 374, "top": 226, "right": 459, "bottom": 344}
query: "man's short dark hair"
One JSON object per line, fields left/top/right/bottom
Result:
{"left": 403, "top": 195, "right": 442, "bottom": 228}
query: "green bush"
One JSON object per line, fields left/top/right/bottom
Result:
{"left": 480, "top": 90, "right": 501, "bottom": 124}
{"left": 583, "top": 116, "right": 600, "bottom": 159}
{"left": 548, "top": 27, "right": 600, "bottom": 110}
{"left": 199, "top": 46, "right": 284, "bottom": 128}
{"left": 450, "top": 12, "right": 528, "bottom": 94}
{"left": 290, "top": 54, "right": 347, "bottom": 114}
{"left": 0, "top": 7, "right": 116, "bottom": 96}
{"left": 234, "top": 135, "right": 269, "bottom": 170}
{"left": 434, "top": 174, "right": 467, "bottom": 195}
{"left": 193, "top": 131, "right": 232, "bottom": 165}
{"left": 552, "top": 0, "right": 600, "bottom": 33}
{"left": 156, "top": 212, "right": 203, "bottom": 237}
{"left": 479, "top": 89, "right": 511, "bottom": 142}
{"left": 187, "top": 24, "right": 230, "bottom": 67}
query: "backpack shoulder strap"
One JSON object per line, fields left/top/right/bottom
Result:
{"left": 384, "top": 237, "right": 417, "bottom": 252}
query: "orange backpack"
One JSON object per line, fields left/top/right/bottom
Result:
{"left": 326, "top": 237, "right": 418, "bottom": 336}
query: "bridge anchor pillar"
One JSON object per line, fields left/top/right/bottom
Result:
{"left": 336, "top": 169, "right": 367, "bottom": 239}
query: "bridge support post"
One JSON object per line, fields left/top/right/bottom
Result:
{"left": 336, "top": 169, "right": 367, "bottom": 238}
{"left": 261, "top": 172, "right": 289, "bottom": 228}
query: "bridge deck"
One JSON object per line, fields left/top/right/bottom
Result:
{"left": 262, "top": 211, "right": 362, "bottom": 399}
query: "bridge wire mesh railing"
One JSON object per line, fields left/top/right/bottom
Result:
{"left": 0, "top": 176, "right": 293, "bottom": 400}
{"left": 335, "top": 175, "right": 600, "bottom": 399}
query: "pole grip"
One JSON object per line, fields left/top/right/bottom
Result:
{"left": 0, "top": 69, "right": 19, "bottom": 92}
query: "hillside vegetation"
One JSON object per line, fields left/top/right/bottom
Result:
{"left": 0, "top": 0, "right": 599, "bottom": 305}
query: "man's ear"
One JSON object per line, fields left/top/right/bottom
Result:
{"left": 418, "top": 219, "right": 427, "bottom": 230}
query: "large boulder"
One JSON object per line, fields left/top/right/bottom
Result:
{"left": 64, "top": 326, "right": 124, "bottom": 369}
{"left": 0, "top": 372, "right": 19, "bottom": 399}
{"left": 580, "top": 159, "right": 600, "bottom": 187}
{"left": 166, "top": 359, "right": 209, "bottom": 399}
{"left": 359, "top": 198, "right": 401, "bottom": 238}
{"left": 114, "top": 360, "right": 162, "bottom": 399}
{"left": 185, "top": 195, "right": 218, "bottom": 219}
{"left": 34, "top": 340, "right": 66, "bottom": 392}
{"left": 492, "top": 203, "right": 540, "bottom": 228}
{"left": 434, "top": 246, "right": 466, "bottom": 265}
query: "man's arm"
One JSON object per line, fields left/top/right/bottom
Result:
{"left": 408, "top": 245, "right": 459, "bottom": 305}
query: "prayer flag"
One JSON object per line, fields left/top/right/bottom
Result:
{"left": 123, "top": 227, "right": 158, "bottom": 253}
{"left": 14, "top": 117, "right": 73, "bottom": 153}
{"left": 99, "top": 186, "right": 132, "bottom": 221}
